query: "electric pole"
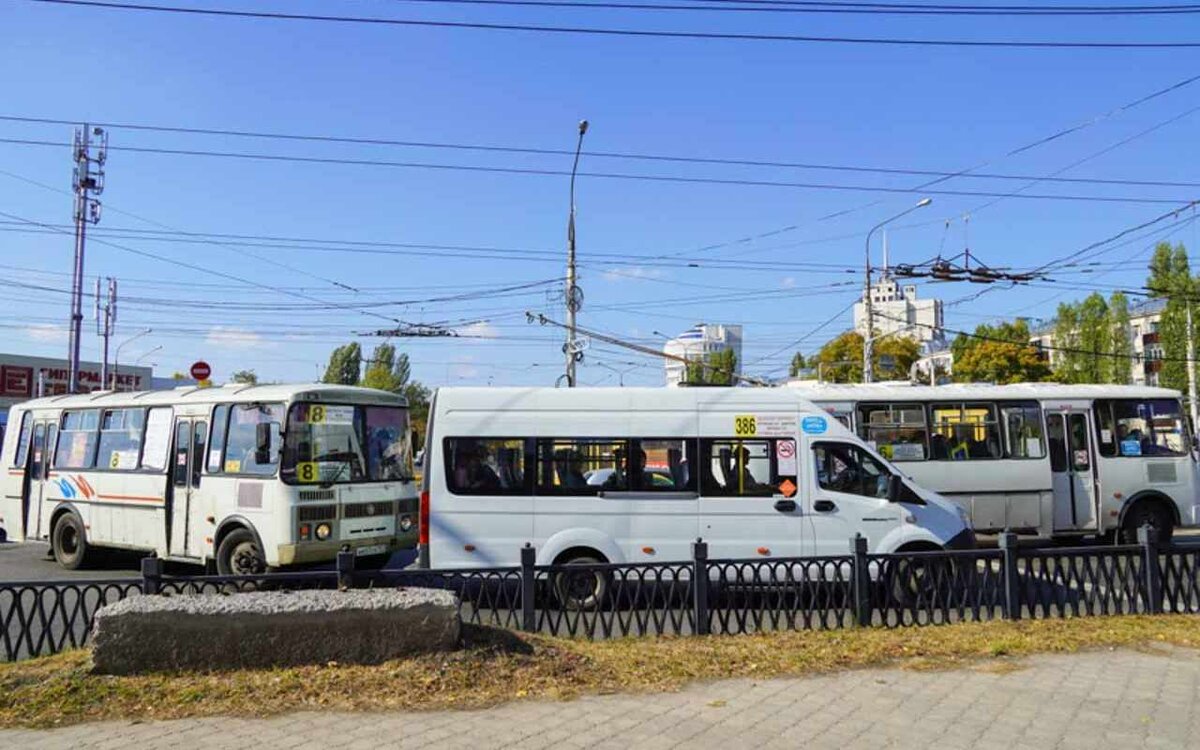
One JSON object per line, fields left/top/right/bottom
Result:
{"left": 1188, "top": 305, "right": 1198, "bottom": 431}
{"left": 68, "top": 124, "right": 107, "bottom": 393}
{"left": 563, "top": 119, "right": 588, "bottom": 388}
{"left": 96, "top": 276, "right": 117, "bottom": 389}
{"left": 862, "top": 198, "right": 931, "bottom": 383}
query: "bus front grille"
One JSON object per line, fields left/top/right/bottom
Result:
{"left": 343, "top": 501, "right": 396, "bottom": 519}
{"left": 298, "top": 489, "right": 337, "bottom": 502}
{"left": 297, "top": 504, "right": 337, "bottom": 522}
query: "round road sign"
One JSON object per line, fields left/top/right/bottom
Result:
{"left": 190, "top": 361, "right": 211, "bottom": 381}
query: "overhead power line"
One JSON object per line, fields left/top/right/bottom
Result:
{"left": 386, "top": 0, "right": 1200, "bottom": 15}
{"left": 25, "top": 0, "right": 1200, "bottom": 48}
{"left": 8, "top": 113, "right": 1200, "bottom": 191}
{"left": 1, "top": 137, "right": 1189, "bottom": 205}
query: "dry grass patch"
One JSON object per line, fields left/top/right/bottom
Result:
{"left": 2, "top": 615, "right": 1199, "bottom": 728}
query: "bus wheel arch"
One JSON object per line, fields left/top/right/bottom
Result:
{"left": 214, "top": 518, "right": 268, "bottom": 576}
{"left": 1118, "top": 493, "right": 1177, "bottom": 545}
{"left": 888, "top": 540, "right": 949, "bottom": 607}
{"left": 550, "top": 546, "right": 611, "bottom": 611}
{"left": 50, "top": 505, "right": 91, "bottom": 570}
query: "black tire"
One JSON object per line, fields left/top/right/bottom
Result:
{"left": 216, "top": 528, "right": 267, "bottom": 576}
{"left": 553, "top": 554, "right": 610, "bottom": 611}
{"left": 888, "top": 553, "right": 951, "bottom": 608}
{"left": 1119, "top": 502, "right": 1175, "bottom": 545}
{"left": 51, "top": 512, "right": 90, "bottom": 570}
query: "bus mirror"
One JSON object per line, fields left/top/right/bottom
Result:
{"left": 887, "top": 474, "right": 903, "bottom": 503}
{"left": 255, "top": 422, "right": 272, "bottom": 464}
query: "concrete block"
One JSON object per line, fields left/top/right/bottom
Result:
{"left": 90, "top": 588, "right": 460, "bottom": 674}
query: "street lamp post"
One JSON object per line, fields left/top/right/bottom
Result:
{"left": 863, "top": 198, "right": 932, "bottom": 383}
{"left": 111, "top": 328, "right": 152, "bottom": 391}
{"left": 564, "top": 119, "right": 589, "bottom": 388}
{"left": 135, "top": 345, "right": 162, "bottom": 367}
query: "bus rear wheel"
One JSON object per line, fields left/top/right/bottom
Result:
{"left": 52, "top": 512, "right": 91, "bottom": 570}
{"left": 1119, "top": 503, "right": 1174, "bottom": 545}
{"left": 216, "top": 528, "right": 267, "bottom": 576}
{"left": 553, "top": 554, "right": 610, "bottom": 611}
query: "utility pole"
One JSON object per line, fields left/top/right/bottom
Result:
{"left": 96, "top": 276, "right": 117, "bottom": 389}
{"left": 863, "top": 198, "right": 931, "bottom": 383}
{"left": 563, "top": 120, "right": 589, "bottom": 388}
{"left": 68, "top": 124, "right": 107, "bottom": 394}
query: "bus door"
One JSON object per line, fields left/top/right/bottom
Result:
{"left": 20, "top": 421, "right": 53, "bottom": 540}
{"left": 167, "top": 418, "right": 207, "bottom": 557}
{"left": 1047, "top": 411, "right": 1098, "bottom": 532}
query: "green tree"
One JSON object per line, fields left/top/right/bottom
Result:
{"left": 788, "top": 352, "right": 807, "bottom": 378}
{"left": 685, "top": 348, "right": 738, "bottom": 386}
{"left": 1075, "top": 292, "right": 1110, "bottom": 384}
{"left": 1052, "top": 301, "right": 1082, "bottom": 382}
{"left": 322, "top": 343, "right": 363, "bottom": 385}
{"left": 952, "top": 319, "right": 1051, "bottom": 384}
{"left": 230, "top": 369, "right": 258, "bottom": 385}
{"left": 1147, "top": 242, "right": 1193, "bottom": 392}
{"left": 1108, "top": 291, "right": 1133, "bottom": 385}
{"left": 402, "top": 381, "right": 433, "bottom": 449}
{"left": 361, "top": 343, "right": 412, "bottom": 394}
{"left": 815, "top": 331, "right": 919, "bottom": 383}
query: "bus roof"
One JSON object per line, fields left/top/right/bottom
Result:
{"left": 782, "top": 381, "right": 1181, "bottom": 402}
{"left": 9, "top": 383, "right": 407, "bottom": 413}
{"left": 434, "top": 386, "right": 833, "bottom": 411}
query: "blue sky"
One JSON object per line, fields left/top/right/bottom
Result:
{"left": 1, "top": 1, "right": 1198, "bottom": 387}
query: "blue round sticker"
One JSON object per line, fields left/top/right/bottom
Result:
{"left": 801, "top": 416, "right": 828, "bottom": 435}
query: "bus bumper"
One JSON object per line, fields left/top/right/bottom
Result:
{"left": 276, "top": 530, "right": 416, "bottom": 566}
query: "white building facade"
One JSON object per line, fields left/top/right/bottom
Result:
{"left": 663, "top": 324, "right": 743, "bottom": 387}
{"left": 853, "top": 275, "right": 944, "bottom": 349}
{"left": 1028, "top": 298, "right": 1165, "bottom": 386}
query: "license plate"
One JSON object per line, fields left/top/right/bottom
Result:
{"left": 356, "top": 544, "right": 388, "bottom": 557}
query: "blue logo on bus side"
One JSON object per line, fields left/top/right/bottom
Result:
{"left": 801, "top": 416, "right": 827, "bottom": 434}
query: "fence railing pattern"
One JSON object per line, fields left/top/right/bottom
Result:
{"left": 3, "top": 526, "right": 1198, "bottom": 662}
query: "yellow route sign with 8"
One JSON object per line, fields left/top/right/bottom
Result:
{"left": 296, "top": 461, "right": 319, "bottom": 483}
{"left": 734, "top": 414, "right": 757, "bottom": 437}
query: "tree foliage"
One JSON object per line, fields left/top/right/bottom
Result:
{"left": 951, "top": 319, "right": 1051, "bottom": 384}
{"left": 1050, "top": 290, "right": 1142, "bottom": 385}
{"left": 685, "top": 348, "right": 738, "bottom": 386}
{"left": 788, "top": 352, "right": 807, "bottom": 378}
{"left": 1148, "top": 242, "right": 1192, "bottom": 393}
{"left": 322, "top": 343, "right": 362, "bottom": 385}
{"left": 815, "top": 331, "right": 919, "bottom": 383}
{"left": 361, "top": 343, "right": 411, "bottom": 394}
{"left": 230, "top": 369, "right": 258, "bottom": 385}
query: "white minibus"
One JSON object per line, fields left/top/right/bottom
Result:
{"left": 0, "top": 384, "right": 418, "bottom": 572}
{"left": 418, "top": 387, "right": 974, "bottom": 593}
{"left": 785, "top": 382, "right": 1200, "bottom": 542}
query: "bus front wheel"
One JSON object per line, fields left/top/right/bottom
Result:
{"left": 553, "top": 554, "right": 610, "bottom": 611}
{"left": 1119, "top": 502, "right": 1174, "bottom": 545}
{"left": 52, "top": 512, "right": 91, "bottom": 570}
{"left": 216, "top": 528, "right": 267, "bottom": 576}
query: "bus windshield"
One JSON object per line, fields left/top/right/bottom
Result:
{"left": 282, "top": 403, "right": 413, "bottom": 484}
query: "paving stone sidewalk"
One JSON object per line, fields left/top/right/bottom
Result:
{"left": 4, "top": 647, "right": 1199, "bottom": 749}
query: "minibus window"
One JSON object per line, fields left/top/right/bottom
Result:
{"left": 224, "top": 403, "right": 284, "bottom": 475}
{"left": 813, "top": 442, "right": 890, "bottom": 499}
{"left": 1101, "top": 398, "right": 1188, "bottom": 457}
{"left": 54, "top": 409, "right": 100, "bottom": 469}
{"left": 929, "top": 402, "right": 1001, "bottom": 461}
{"left": 96, "top": 408, "right": 146, "bottom": 471}
{"left": 208, "top": 405, "right": 229, "bottom": 472}
{"left": 633, "top": 439, "right": 696, "bottom": 492}
{"left": 445, "top": 438, "right": 528, "bottom": 494}
{"left": 999, "top": 402, "right": 1046, "bottom": 459}
{"left": 11, "top": 413, "right": 31, "bottom": 468}
{"left": 535, "top": 438, "right": 625, "bottom": 495}
{"left": 701, "top": 439, "right": 778, "bottom": 497}
{"left": 857, "top": 403, "right": 927, "bottom": 461}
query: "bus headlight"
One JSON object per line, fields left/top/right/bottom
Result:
{"left": 399, "top": 515, "right": 413, "bottom": 532}
{"left": 315, "top": 523, "right": 332, "bottom": 541}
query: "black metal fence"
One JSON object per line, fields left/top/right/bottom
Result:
{"left": 4, "top": 527, "right": 1199, "bottom": 662}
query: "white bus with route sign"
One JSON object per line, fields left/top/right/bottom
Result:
{"left": 0, "top": 383, "right": 418, "bottom": 572}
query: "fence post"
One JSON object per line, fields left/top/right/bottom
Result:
{"left": 336, "top": 550, "right": 356, "bottom": 590}
{"left": 520, "top": 543, "right": 537, "bottom": 632}
{"left": 999, "top": 531, "right": 1021, "bottom": 621}
{"left": 1138, "top": 524, "right": 1163, "bottom": 615}
{"left": 141, "top": 556, "right": 164, "bottom": 595}
{"left": 851, "top": 534, "right": 871, "bottom": 627}
{"left": 692, "top": 538, "right": 710, "bottom": 636}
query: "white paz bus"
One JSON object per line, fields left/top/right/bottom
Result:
{"left": 785, "top": 382, "right": 1200, "bottom": 543}
{"left": 0, "top": 384, "right": 419, "bottom": 573}
{"left": 419, "top": 387, "right": 974, "bottom": 599}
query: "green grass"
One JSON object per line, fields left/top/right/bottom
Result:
{"left": 2, "top": 616, "right": 1198, "bottom": 728}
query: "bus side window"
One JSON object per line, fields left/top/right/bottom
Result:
{"left": 11, "top": 412, "right": 31, "bottom": 468}
{"left": 535, "top": 439, "right": 624, "bottom": 495}
{"left": 54, "top": 410, "right": 100, "bottom": 469}
{"left": 701, "top": 439, "right": 775, "bottom": 497}
{"left": 207, "top": 405, "right": 229, "bottom": 473}
{"left": 445, "top": 438, "right": 528, "bottom": 495}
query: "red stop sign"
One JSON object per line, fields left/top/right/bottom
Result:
{"left": 190, "top": 361, "right": 211, "bottom": 380}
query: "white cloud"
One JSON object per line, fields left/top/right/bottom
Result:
{"left": 602, "top": 265, "right": 665, "bottom": 282}
{"left": 25, "top": 324, "right": 67, "bottom": 343}
{"left": 781, "top": 276, "right": 797, "bottom": 289}
{"left": 456, "top": 321, "right": 499, "bottom": 340}
{"left": 205, "top": 326, "right": 266, "bottom": 350}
